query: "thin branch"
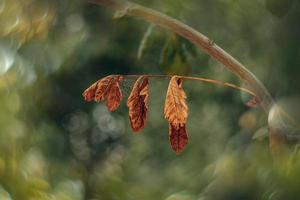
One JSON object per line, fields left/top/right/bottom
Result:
{"left": 88, "top": 0, "right": 274, "bottom": 112}
{"left": 181, "top": 76, "right": 256, "bottom": 96}
{"left": 123, "top": 74, "right": 256, "bottom": 96}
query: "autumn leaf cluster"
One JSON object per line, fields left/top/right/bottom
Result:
{"left": 83, "top": 75, "right": 189, "bottom": 154}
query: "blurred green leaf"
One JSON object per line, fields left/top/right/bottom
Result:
{"left": 137, "top": 24, "right": 155, "bottom": 60}
{"left": 159, "top": 33, "right": 194, "bottom": 75}
{"left": 179, "top": 36, "right": 197, "bottom": 58}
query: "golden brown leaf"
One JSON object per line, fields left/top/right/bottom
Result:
{"left": 94, "top": 75, "right": 115, "bottom": 102}
{"left": 127, "top": 76, "right": 149, "bottom": 132}
{"left": 106, "top": 76, "right": 123, "bottom": 112}
{"left": 169, "top": 123, "right": 188, "bottom": 154}
{"left": 164, "top": 76, "right": 188, "bottom": 128}
{"left": 82, "top": 81, "right": 99, "bottom": 102}
{"left": 83, "top": 75, "right": 124, "bottom": 112}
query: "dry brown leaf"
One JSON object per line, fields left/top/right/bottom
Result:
{"left": 165, "top": 76, "right": 189, "bottom": 154}
{"left": 169, "top": 123, "right": 188, "bottom": 154}
{"left": 164, "top": 76, "right": 188, "bottom": 128}
{"left": 83, "top": 75, "right": 123, "bottom": 112}
{"left": 94, "top": 75, "right": 115, "bottom": 102}
{"left": 106, "top": 76, "right": 123, "bottom": 111}
{"left": 82, "top": 81, "right": 99, "bottom": 102}
{"left": 127, "top": 76, "right": 149, "bottom": 132}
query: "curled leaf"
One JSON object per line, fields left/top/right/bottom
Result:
{"left": 169, "top": 123, "right": 188, "bottom": 154}
{"left": 164, "top": 76, "right": 189, "bottom": 154}
{"left": 94, "top": 75, "right": 115, "bottom": 102}
{"left": 164, "top": 76, "right": 188, "bottom": 128}
{"left": 127, "top": 76, "right": 149, "bottom": 132}
{"left": 82, "top": 75, "right": 123, "bottom": 112}
{"left": 106, "top": 76, "right": 123, "bottom": 112}
{"left": 82, "top": 81, "right": 99, "bottom": 102}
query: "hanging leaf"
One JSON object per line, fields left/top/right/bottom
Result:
{"left": 246, "top": 96, "right": 261, "bottom": 108}
{"left": 106, "top": 76, "right": 123, "bottom": 112}
{"left": 164, "top": 76, "right": 188, "bottom": 128}
{"left": 82, "top": 75, "right": 123, "bottom": 112}
{"left": 83, "top": 75, "right": 115, "bottom": 102}
{"left": 169, "top": 123, "right": 188, "bottom": 154}
{"left": 94, "top": 75, "right": 115, "bottom": 102}
{"left": 82, "top": 81, "right": 99, "bottom": 102}
{"left": 127, "top": 76, "right": 149, "bottom": 132}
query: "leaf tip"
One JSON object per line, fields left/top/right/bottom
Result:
{"left": 169, "top": 123, "right": 188, "bottom": 155}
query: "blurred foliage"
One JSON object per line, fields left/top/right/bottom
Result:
{"left": 159, "top": 33, "right": 196, "bottom": 76}
{"left": 0, "top": 0, "right": 299, "bottom": 199}
{"left": 265, "top": 0, "right": 295, "bottom": 18}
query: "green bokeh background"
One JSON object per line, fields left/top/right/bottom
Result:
{"left": 0, "top": 0, "right": 300, "bottom": 199}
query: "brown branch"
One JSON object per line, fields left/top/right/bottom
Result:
{"left": 88, "top": 0, "right": 274, "bottom": 112}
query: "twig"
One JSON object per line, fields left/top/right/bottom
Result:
{"left": 88, "top": 0, "right": 274, "bottom": 112}
{"left": 124, "top": 74, "right": 256, "bottom": 96}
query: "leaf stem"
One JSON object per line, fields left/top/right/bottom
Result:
{"left": 123, "top": 74, "right": 256, "bottom": 97}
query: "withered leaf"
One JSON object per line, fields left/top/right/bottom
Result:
{"left": 169, "top": 123, "right": 188, "bottom": 154}
{"left": 94, "top": 75, "right": 115, "bottom": 102}
{"left": 164, "top": 76, "right": 188, "bottom": 128}
{"left": 82, "top": 75, "right": 123, "bottom": 112}
{"left": 106, "top": 76, "right": 123, "bottom": 112}
{"left": 246, "top": 96, "right": 261, "bottom": 108}
{"left": 127, "top": 76, "right": 149, "bottom": 132}
{"left": 82, "top": 81, "right": 99, "bottom": 102}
